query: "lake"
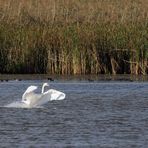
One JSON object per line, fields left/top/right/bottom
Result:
{"left": 0, "top": 78, "right": 148, "bottom": 147}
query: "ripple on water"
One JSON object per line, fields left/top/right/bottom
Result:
{"left": 0, "top": 81, "right": 148, "bottom": 147}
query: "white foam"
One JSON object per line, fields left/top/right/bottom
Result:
{"left": 4, "top": 101, "right": 43, "bottom": 108}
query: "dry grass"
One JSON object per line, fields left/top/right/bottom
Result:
{"left": 0, "top": 0, "right": 148, "bottom": 74}
{"left": 1, "top": 0, "right": 148, "bottom": 24}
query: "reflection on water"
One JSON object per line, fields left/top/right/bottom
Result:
{"left": 0, "top": 79, "right": 148, "bottom": 147}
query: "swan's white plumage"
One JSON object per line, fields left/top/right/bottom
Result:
{"left": 22, "top": 85, "right": 39, "bottom": 106}
{"left": 46, "top": 89, "right": 65, "bottom": 101}
{"left": 22, "top": 83, "right": 65, "bottom": 107}
{"left": 23, "top": 85, "right": 38, "bottom": 94}
{"left": 5, "top": 83, "right": 66, "bottom": 108}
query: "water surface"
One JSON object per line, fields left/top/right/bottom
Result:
{"left": 0, "top": 80, "right": 148, "bottom": 147}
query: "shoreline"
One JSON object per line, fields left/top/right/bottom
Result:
{"left": 0, "top": 74, "right": 148, "bottom": 81}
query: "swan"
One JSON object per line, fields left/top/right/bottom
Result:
{"left": 21, "top": 83, "right": 65, "bottom": 107}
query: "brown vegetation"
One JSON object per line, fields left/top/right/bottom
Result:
{"left": 0, "top": 0, "right": 148, "bottom": 74}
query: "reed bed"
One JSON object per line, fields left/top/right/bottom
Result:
{"left": 0, "top": 0, "right": 148, "bottom": 74}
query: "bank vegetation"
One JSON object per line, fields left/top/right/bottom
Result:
{"left": 0, "top": 0, "right": 148, "bottom": 74}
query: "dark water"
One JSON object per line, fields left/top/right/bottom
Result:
{"left": 0, "top": 80, "right": 148, "bottom": 147}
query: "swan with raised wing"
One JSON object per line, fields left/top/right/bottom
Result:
{"left": 22, "top": 83, "right": 65, "bottom": 107}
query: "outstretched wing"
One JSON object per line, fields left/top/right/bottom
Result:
{"left": 30, "top": 89, "right": 65, "bottom": 106}
{"left": 44, "top": 89, "right": 66, "bottom": 101}
{"left": 22, "top": 85, "right": 38, "bottom": 102}
{"left": 23, "top": 85, "right": 38, "bottom": 94}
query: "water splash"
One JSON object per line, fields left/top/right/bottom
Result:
{"left": 4, "top": 101, "right": 43, "bottom": 108}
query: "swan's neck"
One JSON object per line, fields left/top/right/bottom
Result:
{"left": 42, "top": 84, "right": 46, "bottom": 93}
{"left": 42, "top": 83, "right": 49, "bottom": 93}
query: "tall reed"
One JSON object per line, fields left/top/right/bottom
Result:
{"left": 0, "top": 0, "right": 148, "bottom": 74}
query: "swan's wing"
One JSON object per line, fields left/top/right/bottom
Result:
{"left": 22, "top": 85, "right": 38, "bottom": 103}
{"left": 34, "top": 89, "right": 65, "bottom": 106}
{"left": 44, "top": 89, "right": 66, "bottom": 101}
{"left": 23, "top": 85, "right": 38, "bottom": 94}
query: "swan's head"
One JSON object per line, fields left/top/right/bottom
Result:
{"left": 43, "top": 83, "right": 49, "bottom": 87}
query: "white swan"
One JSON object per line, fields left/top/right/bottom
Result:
{"left": 21, "top": 83, "right": 65, "bottom": 107}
